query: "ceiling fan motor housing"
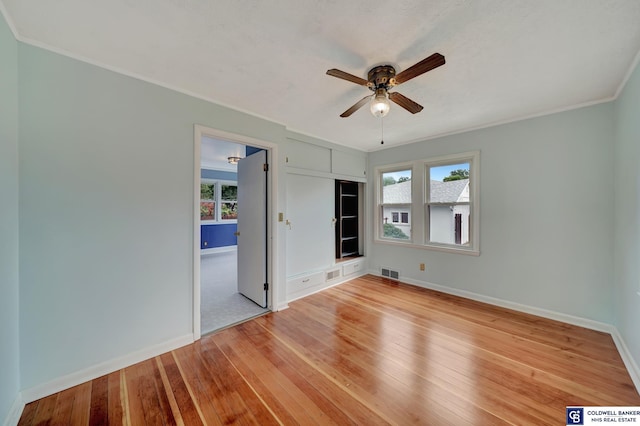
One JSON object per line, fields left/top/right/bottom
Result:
{"left": 368, "top": 65, "right": 396, "bottom": 91}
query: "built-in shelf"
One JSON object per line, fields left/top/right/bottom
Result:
{"left": 335, "top": 180, "right": 363, "bottom": 259}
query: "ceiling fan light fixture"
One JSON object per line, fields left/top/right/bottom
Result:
{"left": 370, "top": 89, "right": 390, "bottom": 118}
{"left": 227, "top": 156, "right": 242, "bottom": 165}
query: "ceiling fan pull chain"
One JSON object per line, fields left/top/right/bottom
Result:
{"left": 380, "top": 117, "right": 384, "bottom": 145}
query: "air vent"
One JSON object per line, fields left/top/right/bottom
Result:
{"left": 326, "top": 269, "right": 341, "bottom": 280}
{"left": 381, "top": 267, "right": 399, "bottom": 280}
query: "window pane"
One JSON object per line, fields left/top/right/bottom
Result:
{"left": 200, "top": 202, "right": 215, "bottom": 220}
{"left": 221, "top": 202, "right": 238, "bottom": 219}
{"left": 221, "top": 184, "right": 237, "bottom": 201}
{"left": 381, "top": 169, "right": 411, "bottom": 240}
{"left": 382, "top": 170, "right": 411, "bottom": 203}
{"left": 429, "top": 205, "right": 470, "bottom": 245}
{"left": 428, "top": 162, "right": 470, "bottom": 246}
{"left": 201, "top": 183, "right": 215, "bottom": 200}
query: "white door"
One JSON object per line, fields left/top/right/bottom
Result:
{"left": 237, "top": 150, "right": 268, "bottom": 307}
{"left": 286, "top": 175, "right": 335, "bottom": 277}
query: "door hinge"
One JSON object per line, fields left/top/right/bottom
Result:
{"left": 263, "top": 163, "right": 269, "bottom": 172}
{"left": 264, "top": 282, "right": 269, "bottom": 291}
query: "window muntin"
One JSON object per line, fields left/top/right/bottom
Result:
{"left": 380, "top": 169, "right": 411, "bottom": 241}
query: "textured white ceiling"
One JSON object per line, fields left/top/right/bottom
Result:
{"left": 3, "top": 0, "right": 640, "bottom": 151}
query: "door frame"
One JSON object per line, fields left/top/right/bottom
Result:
{"left": 193, "top": 124, "right": 278, "bottom": 340}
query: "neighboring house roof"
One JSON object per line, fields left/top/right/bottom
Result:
{"left": 430, "top": 179, "right": 469, "bottom": 203}
{"left": 383, "top": 179, "right": 469, "bottom": 204}
{"left": 383, "top": 180, "right": 412, "bottom": 204}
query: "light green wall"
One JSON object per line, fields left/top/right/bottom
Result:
{"left": 614, "top": 61, "right": 640, "bottom": 365}
{"left": 0, "top": 9, "right": 20, "bottom": 423}
{"left": 368, "top": 103, "right": 615, "bottom": 323}
{"left": 18, "top": 43, "right": 286, "bottom": 389}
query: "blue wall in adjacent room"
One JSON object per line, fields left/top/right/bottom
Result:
{"left": 201, "top": 169, "right": 237, "bottom": 181}
{"left": 200, "top": 169, "right": 238, "bottom": 248}
{"left": 201, "top": 224, "right": 237, "bottom": 249}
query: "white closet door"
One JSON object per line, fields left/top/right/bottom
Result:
{"left": 286, "top": 174, "right": 334, "bottom": 277}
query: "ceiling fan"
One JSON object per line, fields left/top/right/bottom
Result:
{"left": 327, "top": 53, "right": 445, "bottom": 118}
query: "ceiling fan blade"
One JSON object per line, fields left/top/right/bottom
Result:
{"left": 393, "top": 53, "right": 445, "bottom": 85}
{"left": 340, "top": 95, "right": 372, "bottom": 117}
{"left": 326, "top": 69, "right": 369, "bottom": 86}
{"left": 388, "top": 92, "right": 424, "bottom": 114}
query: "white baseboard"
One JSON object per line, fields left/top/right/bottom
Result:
{"left": 3, "top": 393, "right": 24, "bottom": 426}
{"left": 372, "top": 270, "right": 613, "bottom": 331}
{"left": 610, "top": 329, "right": 640, "bottom": 393}
{"left": 287, "top": 272, "right": 367, "bottom": 303}
{"left": 274, "top": 302, "right": 289, "bottom": 311}
{"left": 368, "top": 270, "right": 640, "bottom": 394}
{"left": 21, "top": 333, "right": 194, "bottom": 404}
{"left": 201, "top": 246, "right": 237, "bottom": 256}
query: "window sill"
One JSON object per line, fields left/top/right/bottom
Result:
{"left": 374, "top": 238, "right": 480, "bottom": 256}
{"left": 201, "top": 220, "right": 238, "bottom": 225}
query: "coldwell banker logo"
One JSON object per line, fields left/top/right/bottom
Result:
{"left": 567, "top": 407, "right": 584, "bottom": 425}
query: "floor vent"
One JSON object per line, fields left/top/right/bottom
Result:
{"left": 381, "top": 268, "right": 399, "bottom": 280}
{"left": 326, "top": 269, "right": 341, "bottom": 280}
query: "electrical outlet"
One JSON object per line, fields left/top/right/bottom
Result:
{"left": 419, "top": 263, "right": 425, "bottom": 271}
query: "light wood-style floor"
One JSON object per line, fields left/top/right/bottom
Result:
{"left": 19, "top": 275, "right": 640, "bottom": 425}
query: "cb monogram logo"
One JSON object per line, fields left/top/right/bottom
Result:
{"left": 566, "top": 408, "right": 584, "bottom": 425}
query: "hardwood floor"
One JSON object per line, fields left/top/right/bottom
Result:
{"left": 19, "top": 275, "right": 640, "bottom": 425}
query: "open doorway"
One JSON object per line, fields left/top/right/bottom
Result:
{"left": 194, "top": 126, "right": 274, "bottom": 338}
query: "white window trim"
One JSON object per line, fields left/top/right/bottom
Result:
{"left": 201, "top": 179, "right": 238, "bottom": 224}
{"left": 374, "top": 151, "right": 480, "bottom": 256}
{"left": 425, "top": 151, "right": 479, "bottom": 255}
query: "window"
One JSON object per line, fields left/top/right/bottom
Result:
{"left": 424, "top": 151, "right": 479, "bottom": 253}
{"left": 220, "top": 184, "right": 238, "bottom": 219}
{"left": 375, "top": 151, "right": 479, "bottom": 255}
{"left": 427, "top": 162, "right": 471, "bottom": 247}
{"left": 201, "top": 181, "right": 237, "bottom": 222}
{"left": 391, "top": 211, "right": 410, "bottom": 223}
{"left": 200, "top": 183, "right": 216, "bottom": 220}
{"left": 380, "top": 168, "right": 412, "bottom": 240}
